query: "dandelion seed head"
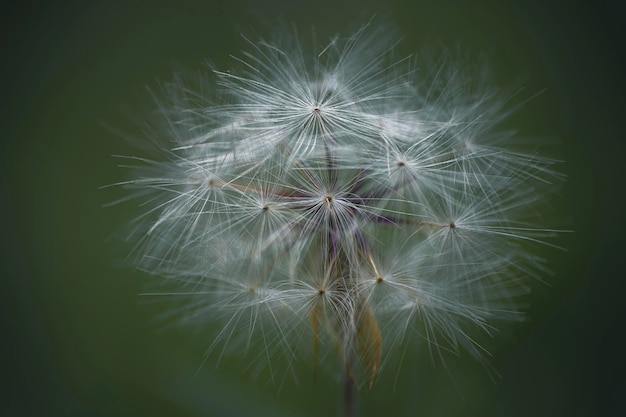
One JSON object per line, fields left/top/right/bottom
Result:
{"left": 116, "top": 20, "right": 565, "bottom": 385}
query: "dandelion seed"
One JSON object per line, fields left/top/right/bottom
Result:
{"left": 113, "top": 19, "right": 565, "bottom": 415}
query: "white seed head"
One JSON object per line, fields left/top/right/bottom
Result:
{"left": 117, "top": 21, "right": 563, "bottom": 385}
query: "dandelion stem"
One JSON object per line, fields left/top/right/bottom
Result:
{"left": 343, "top": 361, "right": 357, "bottom": 417}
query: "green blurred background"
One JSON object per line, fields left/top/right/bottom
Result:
{"left": 2, "top": 0, "right": 624, "bottom": 416}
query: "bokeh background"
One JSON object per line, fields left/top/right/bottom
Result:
{"left": 2, "top": 0, "right": 625, "bottom": 416}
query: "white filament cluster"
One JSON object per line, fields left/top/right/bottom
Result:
{"left": 118, "top": 22, "right": 562, "bottom": 383}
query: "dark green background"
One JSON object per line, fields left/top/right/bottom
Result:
{"left": 2, "top": 0, "right": 624, "bottom": 416}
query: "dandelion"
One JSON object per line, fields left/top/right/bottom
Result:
{"left": 113, "top": 20, "right": 563, "bottom": 416}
